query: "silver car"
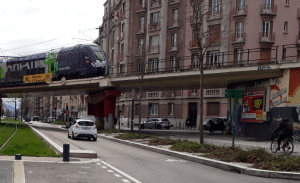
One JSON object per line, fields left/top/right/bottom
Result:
{"left": 68, "top": 119, "right": 97, "bottom": 141}
{"left": 141, "top": 118, "right": 173, "bottom": 130}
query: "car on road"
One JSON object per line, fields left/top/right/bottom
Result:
{"left": 68, "top": 119, "right": 97, "bottom": 141}
{"left": 206, "top": 117, "right": 227, "bottom": 132}
{"left": 32, "top": 116, "right": 39, "bottom": 121}
{"left": 48, "top": 117, "right": 56, "bottom": 123}
{"left": 141, "top": 118, "right": 173, "bottom": 130}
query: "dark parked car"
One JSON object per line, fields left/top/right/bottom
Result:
{"left": 32, "top": 116, "right": 39, "bottom": 121}
{"left": 206, "top": 117, "right": 227, "bottom": 133}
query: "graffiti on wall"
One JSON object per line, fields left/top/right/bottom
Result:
{"left": 270, "top": 69, "right": 290, "bottom": 108}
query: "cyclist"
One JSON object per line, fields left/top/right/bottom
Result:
{"left": 272, "top": 118, "right": 293, "bottom": 150}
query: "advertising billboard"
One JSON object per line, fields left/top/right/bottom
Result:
{"left": 23, "top": 73, "right": 52, "bottom": 83}
{"left": 242, "top": 90, "right": 264, "bottom": 122}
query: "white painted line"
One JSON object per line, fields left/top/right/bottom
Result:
{"left": 114, "top": 174, "right": 121, "bottom": 177}
{"left": 101, "top": 161, "right": 141, "bottom": 183}
{"left": 122, "top": 179, "right": 130, "bottom": 183}
{"left": 96, "top": 163, "right": 102, "bottom": 165}
{"left": 78, "top": 172, "right": 86, "bottom": 174}
{"left": 101, "top": 166, "right": 107, "bottom": 169}
{"left": 107, "top": 170, "right": 114, "bottom": 173}
{"left": 14, "top": 161, "right": 25, "bottom": 183}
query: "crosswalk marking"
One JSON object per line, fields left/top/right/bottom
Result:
{"left": 14, "top": 161, "right": 25, "bottom": 183}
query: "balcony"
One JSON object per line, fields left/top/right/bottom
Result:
{"left": 150, "top": 0, "right": 161, "bottom": 8}
{"left": 232, "top": 5, "right": 247, "bottom": 20}
{"left": 169, "top": 19, "right": 180, "bottom": 30}
{"left": 259, "top": 32, "right": 275, "bottom": 47}
{"left": 117, "top": 53, "right": 124, "bottom": 61}
{"left": 204, "top": 89, "right": 223, "bottom": 98}
{"left": 170, "top": 0, "right": 180, "bottom": 8}
{"left": 231, "top": 33, "right": 246, "bottom": 47}
{"left": 207, "top": 9, "right": 223, "bottom": 20}
{"left": 206, "top": 36, "right": 221, "bottom": 46}
{"left": 118, "top": 10, "right": 125, "bottom": 22}
{"left": 149, "top": 22, "right": 161, "bottom": 31}
{"left": 189, "top": 40, "right": 199, "bottom": 48}
{"left": 103, "top": 14, "right": 107, "bottom": 22}
{"left": 189, "top": 16, "right": 201, "bottom": 27}
{"left": 260, "top": 4, "right": 277, "bottom": 19}
{"left": 147, "top": 45, "right": 160, "bottom": 54}
{"left": 136, "top": 5, "right": 147, "bottom": 15}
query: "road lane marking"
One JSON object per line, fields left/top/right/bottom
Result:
{"left": 101, "top": 166, "right": 107, "bottom": 168}
{"left": 96, "top": 163, "right": 102, "bottom": 165}
{"left": 107, "top": 170, "right": 114, "bottom": 172}
{"left": 122, "top": 179, "right": 130, "bottom": 183}
{"left": 101, "top": 161, "right": 141, "bottom": 183}
{"left": 14, "top": 161, "right": 25, "bottom": 183}
{"left": 114, "top": 174, "right": 121, "bottom": 177}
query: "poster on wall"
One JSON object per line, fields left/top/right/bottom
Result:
{"left": 242, "top": 90, "right": 264, "bottom": 122}
{"left": 270, "top": 69, "right": 290, "bottom": 108}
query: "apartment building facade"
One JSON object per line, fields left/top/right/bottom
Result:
{"left": 99, "top": 0, "right": 231, "bottom": 128}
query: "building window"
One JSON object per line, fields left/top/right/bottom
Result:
{"left": 150, "top": 35, "right": 159, "bottom": 52}
{"left": 122, "top": 2, "right": 126, "bottom": 12}
{"left": 168, "top": 103, "right": 174, "bottom": 116}
{"left": 194, "top": 4, "right": 201, "bottom": 18}
{"left": 111, "top": 49, "right": 114, "bottom": 62}
{"left": 235, "top": 22, "right": 244, "bottom": 41}
{"left": 283, "top": 48, "right": 286, "bottom": 60}
{"left": 207, "top": 102, "right": 220, "bottom": 116}
{"left": 262, "top": 21, "right": 272, "bottom": 38}
{"left": 236, "top": 0, "right": 245, "bottom": 12}
{"left": 121, "top": 23, "right": 125, "bottom": 37}
{"left": 234, "top": 49, "right": 243, "bottom": 63}
{"left": 208, "top": 24, "right": 221, "bottom": 44}
{"left": 151, "top": 12, "right": 160, "bottom": 23}
{"left": 207, "top": 51, "right": 219, "bottom": 67}
{"left": 209, "top": 0, "right": 222, "bottom": 15}
{"left": 119, "top": 64, "right": 125, "bottom": 74}
{"left": 139, "top": 17, "right": 144, "bottom": 32}
{"left": 285, "top": 0, "right": 289, "bottom": 5}
{"left": 135, "top": 104, "right": 139, "bottom": 115}
{"left": 150, "top": 103, "right": 158, "bottom": 115}
{"left": 148, "top": 58, "right": 159, "bottom": 72}
{"left": 192, "top": 54, "right": 199, "bottom": 68}
{"left": 171, "top": 33, "right": 177, "bottom": 48}
{"left": 170, "top": 57, "right": 179, "bottom": 70}
{"left": 141, "top": 0, "right": 145, "bottom": 8}
{"left": 263, "top": 0, "right": 273, "bottom": 11}
{"left": 139, "top": 39, "right": 144, "bottom": 54}
{"left": 121, "top": 43, "right": 124, "bottom": 54}
{"left": 284, "top": 22, "right": 288, "bottom": 33}
{"left": 173, "top": 9, "right": 179, "bottom": 25}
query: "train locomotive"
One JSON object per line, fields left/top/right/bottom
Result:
{"left": 0, "top": 43, "right": 106, "bottom": 83}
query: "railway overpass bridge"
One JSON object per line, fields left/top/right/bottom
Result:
{"left": 0, "top": 59, "right": 299, "bottom": 129}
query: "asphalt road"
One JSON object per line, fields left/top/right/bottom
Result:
{"left": 27, "top": 123, "right": 300, "bottom": 183}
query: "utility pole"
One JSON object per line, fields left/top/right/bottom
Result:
{"left": 105, "top": 0, "right": 111, "bottom": 75}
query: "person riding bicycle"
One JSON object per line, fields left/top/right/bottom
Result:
{"left": 272, "top": 118, "right": 293, "bottom": 150}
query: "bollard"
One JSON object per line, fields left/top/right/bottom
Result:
{"left": 63, "top": 144, "right": 70, "bottom": 162}
{"left": 15, "top": 154, "right": 22, "bottom": 160}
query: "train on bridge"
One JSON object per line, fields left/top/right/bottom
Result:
{"left": 0, "top": 43, "right": 106, "bottom": 83}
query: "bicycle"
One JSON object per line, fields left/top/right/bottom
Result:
{"left": 270, "top": 136, "right": 294, "bottom": 155}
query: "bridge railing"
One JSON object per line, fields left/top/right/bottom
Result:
{"left": 109, "top": 44, "right": 300, "bottom": 78}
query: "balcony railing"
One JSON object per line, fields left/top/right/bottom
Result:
{"left": 232, "top": 33, "right": 245, "bottom": 42}
{"left": 137, "top": 5, "right": 147, "bottom": 12}
{"left": 259, "top": 32, "right": 275, "bottom": 47}
{"left": 150, "top": 0, "right": 161, "bottom": 7}
{"left": 189, "top": 40, "right": 199, "bottom": 48}
{"left": 260, "top": 4, "right": 277, "bottom": 18}
{"left": 190, "top": 16, "right": 201, "bottom": 26}
{"left": 232, "top": 5, "right": 247, "bottom": 19}
{"left": 149, "top": 22, "right": 160, "bottom": 30}
{"left": 207, "top": 8, "right": 223, "bottom": 20}
{"left": 147, "top": 45, "right": 160, "bottom": 53}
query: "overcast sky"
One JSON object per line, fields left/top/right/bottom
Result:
{"left": 0, "top": 0, "right": 106, "bottom": 57}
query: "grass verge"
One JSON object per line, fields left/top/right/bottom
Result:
{"left": 1, "top": 118, "right": 21, "bottom": 122}
{"left": 0, "top": 124, "right": 61, "bottom": 157}
{"left": 114, "top": 133, "right": 300, "bottom": 172}
{"left": 53, "top": 120, "right": 66, "bottom": 125}
{"left": 0, "top": 124, "right": 16, "bottom": 147}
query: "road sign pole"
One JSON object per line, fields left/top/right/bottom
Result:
{"left": 232, "top": 98, "right": 237, "bottom": 147}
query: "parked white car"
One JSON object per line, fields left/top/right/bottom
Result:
{"left": 68, "top": 119, "right": 97, "bottom": 141}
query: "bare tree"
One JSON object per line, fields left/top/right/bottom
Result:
{"left": 184, "top": 0, "right": 230, "bottom": 144}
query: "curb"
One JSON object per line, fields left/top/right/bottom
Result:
{"left": 98, "top": 134, "right": 300, "bottom": 180}
{"left": 28, "top": 124, "right": 97, "bottom": 158}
